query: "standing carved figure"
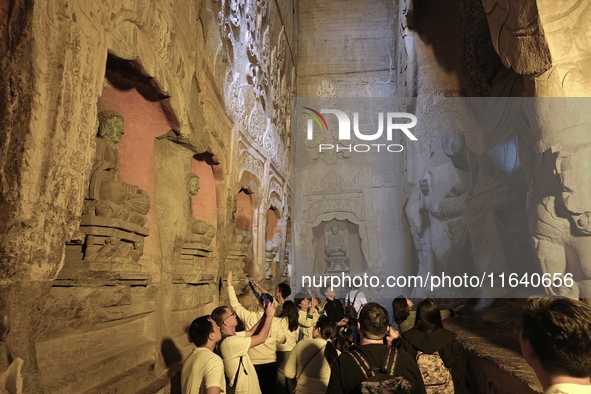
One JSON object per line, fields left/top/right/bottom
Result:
{"left": 465, "top": 137, "right": 526, "bottom": 281}
{"left": 418, "top": 132, "right": 463, "bottom": 275}
{"left": 530, "top": 144, "right": 591, "bottom": 301}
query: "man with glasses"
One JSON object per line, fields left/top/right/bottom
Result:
{"left": 226, "top": 271, "right": 286, "bottom": 394}
{"left": 181, "top": 315, "right": 225, "bottom": 394}
{"left": 212, "top": 281, "right": 275, "bottom": 394}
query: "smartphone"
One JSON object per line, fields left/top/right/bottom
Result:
{"left": 262, "top": 294, "right": 269, "bottom": 308}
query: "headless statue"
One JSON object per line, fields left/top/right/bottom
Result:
{"left": 187, "top": 174, "right": 216, "bottom": 240}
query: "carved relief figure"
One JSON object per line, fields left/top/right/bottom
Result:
{"left": 324, "top": 223, "right": 350, "bottom": 272}
{"left": 225, "top": 197, "right": 253, "bottom": 284}
{"left": 173, "top": 173, "right": 216, "bottom": 284}
{"left": 436, "top": 131, "right": 473, "bottom": 276}
{"left": 465, "top": 137, "right": 527, "bottom": 283}
{"left": 264, "top": 234, "right": 280, "bottom": 278}
{"left": 325, "top": 225, "right": 348, "bottom": 259}
{"left": 461, "top": 1, "right": 524, "bottom": 99}
{"left": 530, "top": 144, "right": 591, "bottom": 300}
{"left": 187, "top": 174, "right": 216, "bottom": 244}
{"left": 230, "top": 198, "right": 253, "bottom": 251}
{"left": 85, "top": 110, "right": 150, "bottom": 226}
{"left": 482, "top": 0, "right": 591, "bottom": 97}
{"left": 477, "top": 0, "right": 591, "bottom": 304}
{"left": 418, "top": 131, "right": 464, "bottom": 275}
{"left": 265, "top": 237, "right": 279, "bottom": 258}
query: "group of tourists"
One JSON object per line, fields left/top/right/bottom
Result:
{"left": 180, "top": 274, "right": 591, "bottom": 394}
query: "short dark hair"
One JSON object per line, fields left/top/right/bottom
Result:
{"left": 294, "top": 292, "right": 308, "bottom": 309}
{"left": 189, "top": 315, "right": 215, "bottom": 347}
{"left": 259, "top": 293, "right": 274, "bottom": 307}
{"left": 277, "top": 282, "right": 292, "bottom": 298}
{"left": 415, "top": 298, "right": 443, "bottom": 332}
{"left": 522, "top": 297, "right": 591, "bottom": 378}
{"left": 211, "top": 306, "right": 230, "bottom": 326}
{"left": 392, "top": 295, "right": 410, "bottom": 325}
{"left": 358, "top": 302, "right": 389, "bottom": 340}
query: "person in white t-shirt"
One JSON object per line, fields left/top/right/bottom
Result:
{"left": 227, "top": 271, "right": 286, "bottom": 394}
{"left": 294, "top": 292, "right": 320, "bottom": 341}
{"left": 344, "top": 287, "right": 367, "bottom": 316}
{"left": 520, "top": 297, "right": 591, "bottom": 394}
{"left": 285, "top": 316, "right": 340, "bottom": 394}
{"left": 181, "top": 315, "right": 225, "bottom": 394}
{"left": 211, "top": 296, "right": 276, "bottom": 394}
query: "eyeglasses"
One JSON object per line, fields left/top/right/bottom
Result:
{"left": 223, "top": 312, "right": 236, "bottom": 323}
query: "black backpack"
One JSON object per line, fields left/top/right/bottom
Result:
{"left": 347, "top": 347, "right": 412, "bottom": 394}
{"left": 215, "top": 334, "right": 245, "bottom": 394}
{"left": 345, "top": 291, "right": 360, "bottom": 320}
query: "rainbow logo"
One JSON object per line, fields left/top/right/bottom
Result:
{"left": 303, "top": 107, "right": 329, "bottom": 132}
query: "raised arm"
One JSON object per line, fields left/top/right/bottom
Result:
{"left": 298, "top": 303, "right": 319, "bottom": 341}
{"left": 250, "top": 278, "right": 270, "bottom": 295}
{"left": 385, "top": 325, "right": 400, "bottom": 347}
{"left": 248, "top": 303, "right": 276, "bottom": 348}
{"left": 245, "top": 313, "right": 265, "bottom": 337}
{"left": 227, "top": 271, "right": 255, "bottom": 327}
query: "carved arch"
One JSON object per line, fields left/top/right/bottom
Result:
{"left": 304, "top": 211, "right": 371, "bottom": 275}
{"left": 107, "top": 8, "right": 197, "bottom": 141}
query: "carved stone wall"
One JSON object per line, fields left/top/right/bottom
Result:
{"left": 292, "top": 98, "right": 409, "bottom": 301}
{"left": 2, "top": 0, "right": 590, "bottom": 391}
{"left": 0, "top": 0, "right": 295, "bottom": 391}
{"left": 298, "top": 0, "right": 396, "bottom": 97}
{"left": 396, "top": 0, "right": 567, "bottom": 301}
{"left": 480, "top": 0, "right": 591, "bottom": 301}
{"left": 293, "top": 0, "right": 408, "bottom": 300}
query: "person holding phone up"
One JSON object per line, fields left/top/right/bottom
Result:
{"left": 227, "top": 271, "right": 287, "bottom": 394}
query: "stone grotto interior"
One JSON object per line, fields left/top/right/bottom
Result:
{"left": 1, "top": 0, "right": 590, "bottom": 393}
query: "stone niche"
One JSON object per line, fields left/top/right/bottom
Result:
{"left": 173, "top": 154, "right": 219, "bottom": 285}
{"left": 226, "top": 188, "right": 255, "bottom": 284}
{"left": 264, "top": 206, "right": 281, "bottom": 279}
{"left": 60, "top": 55, "right": 173, "bottom": 286}
{"left": 40, "top": 55, "right": 177, "bottom": 394}
{"left": 312, "top": 219, "right": 366, "bottom": 275}
{"left": 282, "top": 215, "right": 292, "bottom": 280}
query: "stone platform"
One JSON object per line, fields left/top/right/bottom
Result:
{"left": 444, "top": 299, "right": 542, "bottom": 394}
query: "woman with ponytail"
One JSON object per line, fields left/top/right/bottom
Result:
{"left": 277, "top": 301, "right": 300, "bottom": 393}
{"left": 284, "top": 316, "right": 339, "bottom": 394}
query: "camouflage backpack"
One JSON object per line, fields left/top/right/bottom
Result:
{"left": 347, "top": 347, "right": 412, "bottom": 394}
{"left": 415, "top": 350, "right": 454, "bottom": 394}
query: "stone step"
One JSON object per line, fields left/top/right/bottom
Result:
{"left": 445, "top": 300, "right": 543, "bottom": 394}
{"left": 37, "top": 313, "right": 154, "bottom": 374}
{"left": 43, "top": 339, "right": 155, "bottom": 394}
{"left": 80, "top": 359, "right": 160, "bottom": 394}
{"left": 133, "top": 372, "right": 171, "bottom": 394}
